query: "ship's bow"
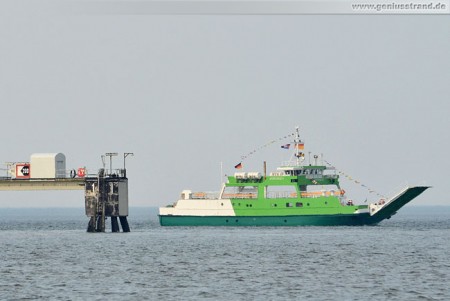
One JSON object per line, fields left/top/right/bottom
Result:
{"left": 368, "top": 186, "right": 430, "bottom": 223}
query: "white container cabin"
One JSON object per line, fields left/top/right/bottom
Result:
{"left": 30, "top": 153, "right": 66, "bottom": 179}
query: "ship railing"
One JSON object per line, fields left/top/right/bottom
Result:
{"left": 266, "top": 191, "right": 298, "bottom": 199}
{"left": 300, "top": 190, "right": 345, "bottom": 198}
{"left": 269, "top": 172, "right": 286, "bottom": 176}
{"left": 221, "top": 193, "right": 257, "bottom": 199}
{"left": 190, "top": 191, "right": 221, "bottom": 200}
{"left": 265, "top": 190, "right": 345, "bottom": 199}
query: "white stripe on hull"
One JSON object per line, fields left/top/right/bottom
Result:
{"left": 159, "top": 199, "right": 236, "bottom": 216}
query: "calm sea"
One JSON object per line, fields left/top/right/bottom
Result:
{"left": 1, "top": 206, "right": 449, "bottom": 300}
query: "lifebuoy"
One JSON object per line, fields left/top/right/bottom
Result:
{"left": 77, "top": 168, "right": 86, "bottom": 178}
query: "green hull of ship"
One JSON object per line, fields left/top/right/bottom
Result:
{"left": 159, "top": 127, "right": 431, "bottom": 227}
{"left": 159, "top": 213, "right": 379, "bottom": 227}
{"left": 159, "top": 186, "right": 430, "bottom": 226}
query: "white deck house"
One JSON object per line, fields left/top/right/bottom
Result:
{"left": 30, "top": 153, "right": 66, "bottom": 178}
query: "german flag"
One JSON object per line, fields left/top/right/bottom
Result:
{"left": 234, "top": 162, "right": 243, "bottom": 169}
{"left": 296, "top": 143, "right": 304, "bottom": 150}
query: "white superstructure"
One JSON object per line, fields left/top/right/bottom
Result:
{"left": 30, "top": 153, "right": 66, "bottom": 178}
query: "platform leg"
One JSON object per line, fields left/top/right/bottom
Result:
{"left": 96, "top": 215, "right": 105, "bottom": 232}
{"left": 119, "top": 216, "right": 130, "bottom": 232}
{"left": 87, "top": 216, "right": 96, "bottom": 233}
{"left": 111, "top": 216, "right": 120, "bottom": 232}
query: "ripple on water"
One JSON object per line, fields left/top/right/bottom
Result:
{"left": 0, "top": 207, "right": 449, "bottom": 300}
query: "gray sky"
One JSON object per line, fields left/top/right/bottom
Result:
{"left": 0, "top": 1, "right": 449, "bottom": 207}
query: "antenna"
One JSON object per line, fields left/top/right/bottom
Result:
{"left": 123, "top": 153, "right": 134, "bottom": 170}
{"left": 123, "top": 153, "right": 134, "bottom": 177}
{"left": 105, "top": 152, "right": 118, "bottom": 175}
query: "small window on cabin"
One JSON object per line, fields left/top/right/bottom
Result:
{"left": 296, "top": 202, "right": 303, "bottom": 207}
{"left": 286, "top": 202, "right": 293, "bottom": 208}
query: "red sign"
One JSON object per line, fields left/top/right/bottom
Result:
{"left": 77, "top": 168, "right": 86, "bottom": 178}
{"left": 16, "top": 164, "right": 31, "bottom": 179}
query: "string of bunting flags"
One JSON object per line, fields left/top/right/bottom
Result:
{"left": 323, "top": 159, "right": 386, "bottom": 201}
{"left": 231, "top": 129, "right": 385, "bottom": 202}
{"left": 234, "top": 132, "right": 296, "bottom": 169}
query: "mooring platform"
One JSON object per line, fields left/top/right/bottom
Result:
{"left": 1, "top": 152, "right": 133, "bottom": 233}
{"left": 0, "top": 178, "right": 85, "bottom": 191}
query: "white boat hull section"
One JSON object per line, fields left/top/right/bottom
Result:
{"left": 159, "top": 199, "right": 236, "bottom": 216}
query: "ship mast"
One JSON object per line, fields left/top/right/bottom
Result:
{"left": 293, "top": 126, "right": 304, "bottom": 166}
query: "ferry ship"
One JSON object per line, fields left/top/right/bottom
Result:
{"left": 159, "top": 128, "right": 429, "bottom": 226}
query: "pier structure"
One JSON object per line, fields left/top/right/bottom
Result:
{"left": 0, "top": 152, "right": 133, "bottom": 232}
{"left": 85, "top": 168, "right": 130, "bottom": 232}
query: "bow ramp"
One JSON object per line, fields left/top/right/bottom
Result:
{"left": 368, "top": 186, "right": 430, "bottom": 223}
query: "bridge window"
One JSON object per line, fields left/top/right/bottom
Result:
{"left": 222, "top": 186, "right": 258, "bottom": 199}
{"left": 266, "top": 185, "right": 297, "bottom": 199}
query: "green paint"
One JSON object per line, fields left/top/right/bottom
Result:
{"left": 227, "top": 171, "right": 359, "bottom": 216}
{"left": 159, "top": 128, "right": 430, "bottom": 226}
{"left": 159, "top": 166, "right": 429, "bottom": 226}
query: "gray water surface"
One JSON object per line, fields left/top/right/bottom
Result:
{"left": 1, "top": 207, "right": 449, "bottom": 300}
